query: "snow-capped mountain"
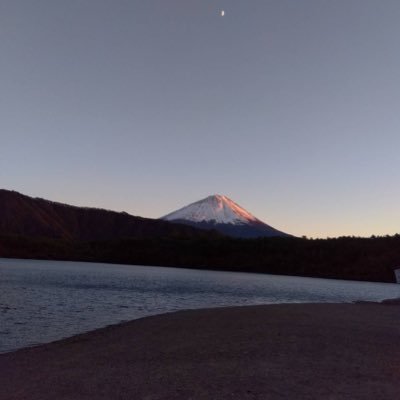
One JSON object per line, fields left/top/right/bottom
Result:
{"left": 161, "top": 195, "right": 290, "bottom": 238}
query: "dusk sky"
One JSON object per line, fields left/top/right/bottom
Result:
{"left": 1, "top": 0, "right": 400, "bottom": 238}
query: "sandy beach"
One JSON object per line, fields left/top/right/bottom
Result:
{"left": 1, "top": 303, "right": 400, "bottom": 400}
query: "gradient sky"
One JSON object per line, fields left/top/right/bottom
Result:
{"left": 1, "top": 0, "right": 400, "bottom": 238}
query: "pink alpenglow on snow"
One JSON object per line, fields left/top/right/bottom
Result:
{"left": 162, "top": 195, "right": 291, "bottom": 238}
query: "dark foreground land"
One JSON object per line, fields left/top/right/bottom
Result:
{"left": 1, "top": 304, "right": 400, "bottom": 400}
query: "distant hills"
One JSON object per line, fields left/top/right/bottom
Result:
{"left": 0, "top": 190, "right": 290, "bottom": 241}
{"left": 0, "top": 189, "right": 216, "bottom": 241}
{"left": 0, "top": 189, "right": 398, "bottom": 284}
{"left": 162, "top": 194, "right": 290, "bottom": 238}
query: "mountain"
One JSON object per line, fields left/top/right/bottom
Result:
{"left": 0, "top": 189, "right": 216, "bottom": 241}
{"left": 161, "top": 194, "right": 290, "bottom": 238}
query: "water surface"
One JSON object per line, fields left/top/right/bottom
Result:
{"left": 1, "top": 258, "right": 399, "bottom": 353}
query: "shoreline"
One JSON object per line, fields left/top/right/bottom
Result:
{"left": 1, "top": 303, "right": 400, "bottom": 399}
{"left": 2, "top": 298, "right": 398, "bottom": 356}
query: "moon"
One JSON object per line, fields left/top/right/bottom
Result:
{"left": 220, "top": 10, "right": 225, "bottom": 17}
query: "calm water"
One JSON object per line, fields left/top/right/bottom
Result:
{"left": 1, "top": 258, "right": 399, "bottom": 354}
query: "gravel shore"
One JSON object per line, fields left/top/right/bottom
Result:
{"left": 1, "top": 303, "right": 400, "bottom": 399}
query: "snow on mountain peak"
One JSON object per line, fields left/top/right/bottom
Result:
{"left": 162, "top": 194, "right": 260, "bottom": 225}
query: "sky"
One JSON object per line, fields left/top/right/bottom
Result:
{"left": 1, "top": 0, "right": 400, "bottom": 238}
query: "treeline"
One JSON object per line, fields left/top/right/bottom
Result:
{"left": 1, "top": 234, "right": 399, "bottom": 283}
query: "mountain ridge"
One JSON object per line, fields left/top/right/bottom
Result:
{"left": 162, "top": 194, "right": 290, "bottom": 238}
{"left": 0, "top": 190, "right": 397, "bottom": 284}
{"left": 0, "top": 189, "right": 218, "bottom": 241}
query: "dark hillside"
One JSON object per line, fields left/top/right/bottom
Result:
{"left": 0, "top": 189, "right": 217, "bottom": 241}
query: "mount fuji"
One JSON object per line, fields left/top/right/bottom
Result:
{"left": 161, "top": 195, "right": 290, "bottom": 238}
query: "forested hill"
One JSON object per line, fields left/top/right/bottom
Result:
{"left": 0, "top": 234, "right": 399, "bottom": 283}
{"left": 0, "top": 189, "right": 217, "bottom": 241}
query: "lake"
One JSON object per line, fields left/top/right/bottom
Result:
{"left": 1, "top": 258, "right": 399, "bottom": 354}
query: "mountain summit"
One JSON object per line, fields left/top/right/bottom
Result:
{"left": 162, "top": 195, "right": 290, "bottom": 238}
